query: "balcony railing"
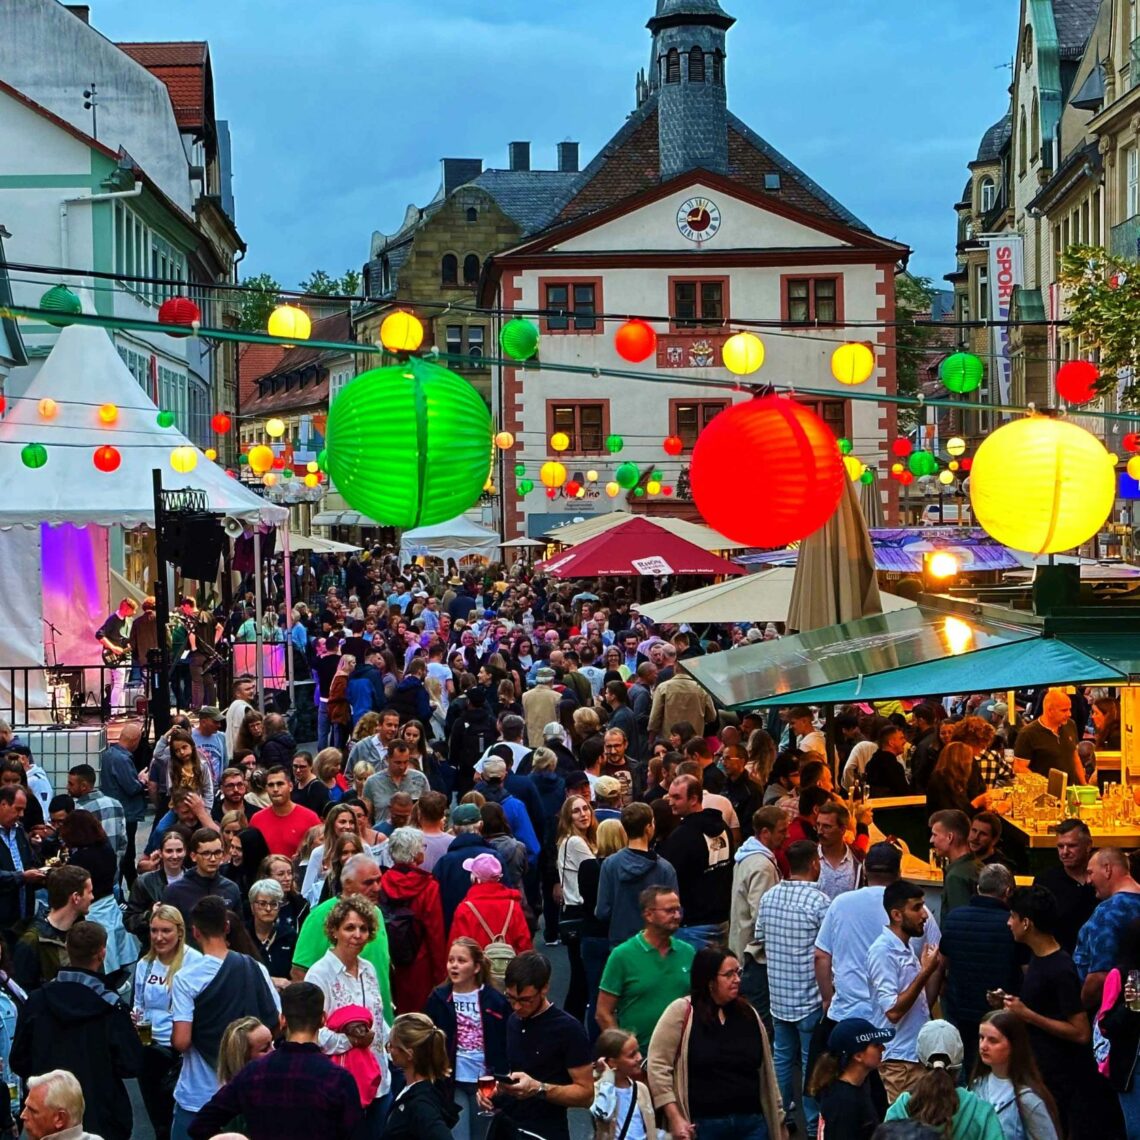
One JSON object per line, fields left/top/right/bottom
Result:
{"left": 1132, "top": 36, "right": 1140, "bottom": 89}
{"left": 1111, "top": 214, "right": 1140, "bottom": 260}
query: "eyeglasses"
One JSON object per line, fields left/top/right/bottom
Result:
{"left": 197, "top": 849, "right": 225, "bottom": 859}
{"left": 505, "top": 990, "right": 542, "bottom": 1007}
{"left": 253, "top": 899, "right": 281, "bottom": 910}
{"left": 718, "top": 968, "right": 744, "bottom": 979}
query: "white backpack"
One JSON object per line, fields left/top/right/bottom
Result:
{"left": 464, "top": 900, "right": 516, "bottom": 989}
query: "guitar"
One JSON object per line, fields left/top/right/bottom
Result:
{"left": 101, "top": 645, "right": 132, "bottom": 668}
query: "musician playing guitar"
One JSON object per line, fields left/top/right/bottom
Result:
{"left": 95, "top": 598, "right": 138, "bottom": 714}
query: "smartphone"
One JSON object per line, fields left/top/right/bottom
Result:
{"left": 985, "top": 989, "right": 1006, "bottom": 1008}
{"left": 493, "top": 1074, "right": 519, "bottom": 1085}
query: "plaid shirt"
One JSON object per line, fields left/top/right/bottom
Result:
{"left": 755, "top": 879, "right": 830, "bottom": 1021}
{"left": 977, "top": 746, "right": 1013, "bottom": 788}
{"left": 187, "top": 1041, "right": 362, "bottom": 1140}
{"left": 75, "top": 790, "right": 126, "bottom": 862}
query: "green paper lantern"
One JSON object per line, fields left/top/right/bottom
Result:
{"left": 615, "top": 461, "right": 640, "bottom": 489}
{"left": 517, "top": 479, "right": 534, "bottom": 496}
{"left": 500, "top": 319, "right": 540, "bottom": 361}
{"left": 940, "top": 352, "right": 984, "bottom": 394}
{"left": 20, "top": 443, "right": 47, "bottom": 469}
{"left": 838, "top": 437, "right": 852, "bottom": 455}
{"left": 326, "top": 357, "right": 493, "bottom": 528}
{"left": 860, "top": 470, "right": 875, "bottom": 485}
{"left": 238, "top": 453, "right": 249, "bottom": 466}
{"left": 39, "top": 285, "right": 82, "bottom": 327}
{"left": 282, "top": 468, "right": 294, "bottom": 479}
{"left": 651, "top": 469, "right": 663, "bottom": 481}
{"left": 908, "top": 450, "right": 938, "bottom": 477}
{"left": 605, "top": 434, "right": 624, "bottom": 454}
{"left": 514, "top": 463, "right": 526, "bottom": 477}
{"left": 156, "top": 410, "right": 175, "bottom": 428}
{"left": 317, "top": 448, "right": 328, "bottom": 472}
{"left": 634, "top": 487, "right": 645, "bottom": 497}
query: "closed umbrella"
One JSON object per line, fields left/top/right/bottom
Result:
{"left": 859, "top": 477, "right": 885, "bottom": 527}
{"left": 786, "top": 476, "right": 883, "bottom": 633}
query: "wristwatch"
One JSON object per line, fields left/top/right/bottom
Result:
{"left": 537, "top": 1082, "right": 548, "bottom": 1099}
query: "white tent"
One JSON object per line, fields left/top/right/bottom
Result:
{"left": 0, "top": 325, "right": 285, "bottom": 722}
{"left": 543, "top": 510, "right": 744, "bottom": 551}
{"left": 399, "top": 515, "right": 500, "bottom": 565}
{"left": 634, "top": 567, "right": 915, "bottom": 625}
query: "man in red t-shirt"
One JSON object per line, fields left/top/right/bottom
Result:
{"left": 250, "top": 766, "right": 321, "bottom": 858}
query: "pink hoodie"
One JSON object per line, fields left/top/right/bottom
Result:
{"left": 326, "top": 1004, "right": 382, "bottom": 1106}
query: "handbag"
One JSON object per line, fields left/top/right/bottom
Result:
{"left": 557, "top": 841, "right": 586, "bottom": 944}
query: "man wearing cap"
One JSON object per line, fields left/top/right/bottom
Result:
{"left": 475, "top": 757, "right": 540, "bottom": 864}
{"left": 865, "top": 880, "right": 942, "bottom": 1102}
{"left": 447, "top": 852, "right": 533, "bottom": 953}
{"left": 192, "top": 708, "right": 228, "bottom": 786}
{"left": 592, "top": 776, "right": 624, "bottom": 823}
{"left": 433, "top": 804, "right": 512, "bottom": 927}
{"left": 817, "top": 1019, "right": 895, "bottom": 1138}
{"left": 523, "top": 668, "right": 561, "bottom": 749}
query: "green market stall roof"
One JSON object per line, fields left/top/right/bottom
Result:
{"left": 682, "top": 603, "right": 1135, "bottom": 710}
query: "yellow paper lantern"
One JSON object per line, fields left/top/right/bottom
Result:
{"left": 722, "top": 332, "right": 765, "bottom": 376}
{"left": 306, "top": 460, "right": 319, "bottom": 474}
{"left": 170, "top": 446, "right": 198, "bottom": 473}
{"left": 38, "top": 398, "right": 58, "bottom": 420}
{"left": 969, "top": 416, "right": 1117, "bottom": 555}
{"left": 380, "top": 310, "right": 425, "bottom": 354}
{"left": 843, "top": 455, "right": 865, "bottom": 481}
{"left": 647, "top": 479, "right": 662, "bottom": 495}
{"left": 1128, "top": 456, "right": 1140, "bottom": 481}
{"left": 266, "top": 418, "right": 286, "bottom": 438}
{"left": 605, "top": 481, "right": 621, "bottom": 498}
{"left": 948, "top": 460, "right": 960, "bottom": 472}
{"left": 831, "top": 343, "right": 875, "bottom": 386}
{"left": 946, "top": 436, "right": 966, "bottom": 456}
{"left": 205, "top": 448, "right": 217, "bottom": 461}
{"left": 98, "top": 403, "right": 118, "bottom": 425}
{"left": 494, "top": 431, "right": 514, "bottom": 450}
{"left": 262, "top": 473, "right": 278, "bottom": 487}
{"left": 248, "top": 444, "right": 274, "bottom": 475}
{"left": 938, "top": 469, "right": 955, "bottom": 485}
{"left": 890, "top": 462, "right": 904, "bottom": 475}
{"left": 540, "top": 461, "right": 567, "bottom": 488}
{"left": 304, "top": 473, "right": 319, "bottom": 487}
{"left": 586, "top": 470, "right": 599, "bottom": 483}
{"left": 550, "top": 432, "right": 570, "bottom": 453}
{"left": 267, "top": 304, "right": 311, "bottom": 342}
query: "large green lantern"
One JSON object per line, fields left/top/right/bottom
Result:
{"left": 940, "top": 353, "right": 983, "bottom": 394}
{"left": 907, "top": 450, "right": 938, "bottom": 477}
{"left": 615, "top": 462, "right": 640, "bottom": 489}
{"left": 500, "top": 319, "right": 540, "bottom": 361}
{"left": 326, "top": 358, "right": 492, "bottom": 528}
{"left": 38, "top": 285, "right": 82, "bottom": 327}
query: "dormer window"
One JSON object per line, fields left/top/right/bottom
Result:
{"left": 689, "top": 48, "right": 705, "bottom": 83}
{"left": 665, "top": 49, "right": 681, "bottom": 84}
{"left": 980, "top": 177, "right": 996, "bottom": 213}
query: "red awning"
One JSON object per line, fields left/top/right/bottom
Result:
{"left": 535, "top": 517, "right": 743, "bottom": 578}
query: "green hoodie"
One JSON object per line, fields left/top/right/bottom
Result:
{"left": 885, "top": 1087, "right": 1005, "bottom": 1140}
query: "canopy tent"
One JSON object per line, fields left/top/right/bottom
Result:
{"left": 536, "top": 517, "right": 743, "bottom": 578}
{"left": 285, "top": 534, "right": 362, "bottom": 554}
{"left": 543, "top": 511, "right": 744, "bottom": 552}
{"left": 312, "top": 508, "right": 378, "bottom": 527}
{"left": 682, "top": 604, "right": 1131, "bottom": 710}
{"left": 499, "top": 537, "right": 547, "bottom": 548}
{"left": 634, "top": 568, "right": 914, "bottom": 626}
{"left": 859, "top": 478, "right": 885, "bottom": 527}
{"left": 399, "top": 515, "right": 500, "bottom": 565}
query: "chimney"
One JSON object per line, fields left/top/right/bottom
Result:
{"left": 509, "top": 142, "right": 531, "bottom": 172}
{"left": 440, "top": 158, "right": 483, "bottom": 198}
{"left": 557, "top": 141, "right": 580, "bottom": 173}
{"left": 65, "top": 4, "right": 91, "bottom": 22}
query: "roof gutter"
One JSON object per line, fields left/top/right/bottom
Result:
{"left": 59, "top": 182, "right": 143, "bottom": 277}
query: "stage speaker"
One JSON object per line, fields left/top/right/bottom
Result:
{"left": 165, "top": 513, "right": 225, "bottom": 580}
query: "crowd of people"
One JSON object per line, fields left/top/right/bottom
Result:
{"left": 2, "top": 556, "right": 1139, "bottom": 1140}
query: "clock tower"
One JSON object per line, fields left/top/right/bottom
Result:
{"left": 648, "top": 0, "right": 735, "bottom": 180}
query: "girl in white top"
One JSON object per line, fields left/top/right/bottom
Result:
{"left": 131, "top": 903, "right": 203, "bottom": 1139}
{"left": 591, "top": 1028, "right": 655, "bottom": 1140}
{"left": 305, "top": 895, "right": 391, "bottom": 1102}
{"left": 971, "top": 1011, "right": 1060, "bottom": 1140}
{"left": 554, "top": 795, "right": 598, "bottom": 908}
{"left": 300, "top": 803, "right": 362, "bottom": 905}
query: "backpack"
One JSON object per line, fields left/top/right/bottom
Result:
{"left": 377, "top": 886, "right": 424, "bottom": 969}
{"left": 463, "top": 899, "right": 516, "bottom": 989}
{"left": 457, "top": 717, "right": 491, "bottom": 769}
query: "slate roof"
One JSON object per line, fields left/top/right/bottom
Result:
{"left": 554, "top": 94, "right": 868, "bottom": 232}
{"left": 653, "top": 0, "right": 732, "bottom": 17}
{"left": 473, "top": 170, "right": 583, "bottom": 234}
{"left": 1053, "top": 0, "right": 1100, "bottom": 60}
{"left": 976, "top": 112, "right": 1011, "bottom": 163}
{"left": 117, "top": 42, "right": 210, "bottom": 132}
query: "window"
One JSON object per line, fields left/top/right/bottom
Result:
{"left": 1093, "top": 187, "right": 1102, "bottom": 244}
{"left": 669, "top": 399, "right": 729, "bottom": 450}
{"left": 978, "top": 265, "right": 989, "bottom": 319}
{"left": 329, "top": 368, "right": 353, "bottom": 404}
{"left": 468, "top": 325, "right": 485, "bottom": 360}
{"left": 466, "top": 207, "right": 478, "bottom": 223}
{"left": 441, "top": 254, "right": 458, "bottom": 286}
{"left": 783, "top": 276, "right": 841, "bottom": 324}
{"left": 463, "top": 254, "right": 480, "bottom": 285}
{"left": 980, "top": 177, "right": 996, "bottom": 213}
{"left": 112, "top": 203, "right": 186, "bottom": 305}
{"left": 547, "top": 400, "right": 608, "bottom": 453}
{"left": 797, "top": 397, "right": 847, "bottom": 438}
{"left": 688, "top": 47, "right": 705, "bottom": 83}
{"left": 541, "top": 279, "right": 601, "bottom": 332}
{"left": 671, "top": 277, "right": 727, "bottom": 328}
{"left": 1127, "top": 146, "right": 1139, "bottom": 218}
{"left": 1022, "top": 24, "right": 1033, "bottom": 69}
{"left": 665, "top": 49, "right": 680, "bottom": 84}
{"left": 712, "top": 51, "right": 724, "bottom": 86}
{"left": 1018, "top": 109, "right": 1028, "bottom": 176}
{"left": 764, "top": 173, "right": 781, "bottom": 191}
{"left": 1030, "top": 91, "right": 1040, "bottom": 161}
{"left": 446, "top": 325, "right": 463, "bottom": 356}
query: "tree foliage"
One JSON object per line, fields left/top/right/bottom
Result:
{"left": 1059, "top": 243, "right": 1140, "bottom": 405}
{"left": 298, "top": 269, "right": 361, "bottom": 296}
{"left": 894, "top": 273, "right": 938, "bottom": 432}
{"left": 237, "top": 272, "right": 282, "bottom": 331}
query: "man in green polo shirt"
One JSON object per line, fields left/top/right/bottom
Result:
{"left": 595, "top": 885, "right": 694, "bottom": 1052}
{"left": 290, "top": 852, "right": 393, "bottom": 1022}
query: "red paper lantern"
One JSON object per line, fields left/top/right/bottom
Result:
{"left": 211, "top": 413, "right": 232, "bottom": 434}
{"left": 272, "top": 456, "right": 285, "bottom": 470}
{"left": 1055, "top": 361, "right": 1099, "bottom": 404}
{"left": 564, "top": 480, "right": 582, "bottom": 497}
{"left": 891, "top": 438, "right": 913, "bottom": 458}
{"left": 1124, "top": 433, "right": 1140, "bottom": 453}
{"left": 93, "top": 444, "right": 121, "bottom": 473}
{"left": 662, "top": 485, "right": 674, "bottom": 496}
{"left": 614, "top": 319, "right": 657, "bottom": 363}
{"left": 663, "top": 435, "right": 683, "bottom": 456}
{"left": 157, "top": 296, "right": 201, "bottom": 337}
{"left": 689, "top": 395, "right": 845, "bottom": 548}
{"left": 959, "top": 457, "right": 973, "bottom": 472}
{"left": 546, "top": 487, "right": 557, "bottom": 499}
{"left": 899, "top": 471, "right": 915, "bottom": 485}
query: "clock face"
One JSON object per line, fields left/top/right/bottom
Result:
{"left": 677, "top": 197, "right": 722, "bottom": 243}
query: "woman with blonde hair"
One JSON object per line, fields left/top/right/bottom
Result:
{"left": 572, "top": 706, "right": 602, "bottom": 746}
{"left": 352, "top": 711, "right": 381, "bottom": 744}
{"left": 319, "top": 831, "right": 366, "bottom": 904}
{"left": 927, "top": 741, "right": 989, "bottom": 816}
{"left": 385, "top": 1012, "right": 459, "bottom": 1140}
{"left": 579, "top": 819, "right": 627, "bottom": 1038}
{"left": 314, "top": 746, "right": 348, "bottom": 802}
{"left": 216, "top": 1014, "right": 274, "bottom": 1084}
{"left": 300, "top": 803, "right": 361, "bottom": 904}
{"left": 555, "top": 795, "right": 598, "bottom": 1021}
{"left": 133, "top": 903, "right": 202, "bottom": 1140}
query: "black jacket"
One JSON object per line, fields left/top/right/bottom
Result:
{"left": 910, "top": 728, "right": 941, "bottom": 793}
{"left": 659, "top": 807, "right": 734, "bottom": 926}
{"left": 448, "top": 705, "right": 498, "bottom": 772}
{"left": 124, "top": 867, "right": 174, "bottom": 942}
{"left": 0, "top": 824, "right": 36, "bottom": 931}
{"left": 433, "top": 834, "right": 512, "bottom": 926}
{"left": 261, "top": 731, "right": 297, "bottom": 771}
{"left": 162, "top": 868, "right": 242, "bottom": 941}
{"left": 425, "top": 981, "right": 510, "bottom": 1084}
{"left": 11, "top": 967, "right": 143, "bottom": 1140}
{"left": 939, "top": 894, "right": 1021, "bottom": 1026}
{"left": 383, "top": 1077, "right": 461, "bottom": 1140}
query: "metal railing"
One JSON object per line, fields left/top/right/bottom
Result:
{"left": 1111, "top": 214, "right": 1140, "bottom": 260}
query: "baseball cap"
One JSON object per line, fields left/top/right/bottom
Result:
{"left": 536, "top": 667, "right": 556, "bottom": 684}
{"left": 917, "top": 1020, "right": 964, "bottom": 1071}
{"left": 462, "top": 853, "right": 504, "bottom": 881}
{"left": 827, "top": 1018, "right": 894, "bottom": 1066}
{"left": 197, "top": 706, "right": 223, "bottom": 722}
{"left": 564, "top": 771, "right": 591, "bottom": 792}
{"left": 595, "top": 776, "right": 622, "bottom": 800}
{"left": 863, "top": 841, "right": 902, "bottom": 874}
{"left": 482, "top": 756, "right": 507, "bottom": 781}
{"left": 451, "top": 803, "right": 481, "bottom": 826}
{"left": 992, "top": 701, "right": 1009, "bottom": 717}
